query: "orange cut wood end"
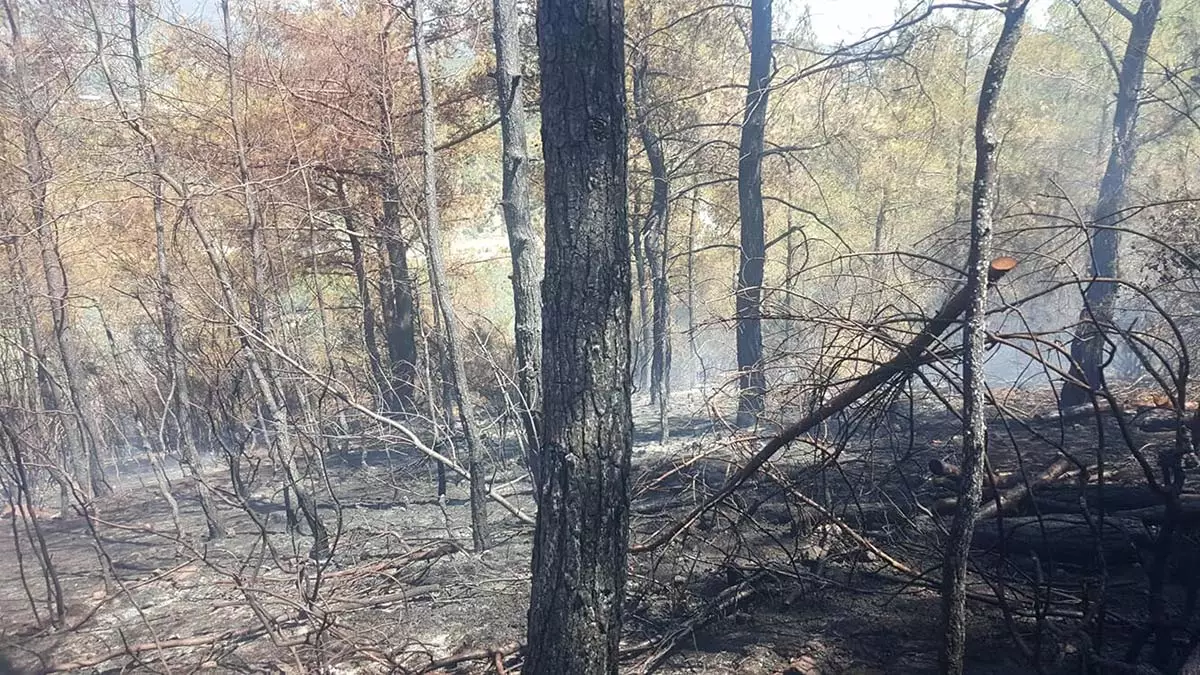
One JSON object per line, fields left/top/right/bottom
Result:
{"left": 987, "top": 256, "right": 1018, "bottom": 282}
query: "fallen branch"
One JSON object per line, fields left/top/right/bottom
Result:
{"left": 761, "top": 464, "right": 918, "bottom": 577}
{"left": 632, "top": 256, "right": 1018, "bottom": 552}
{"left": 332, "top": 584, "right": 440, "bottom": 612}
{"left": 249, "top": 334, "right": 534, "bottom": 524}
{"left": 971, "top": 514, "right": 1149, "bottom": 566}
{"left": 43, "top": 620, "right": 284, "bottom": 672}
{"left": 419, "top": 641, "right": 522, "bottom": 673}
{"left": 931, "top": 456, "right": 1076, "bottom": 519}
{"left": 637, "top": 577, "right": 761, "bottom": 673}
{"left": 45, "top": 585, "right": 441, "bottom": 672}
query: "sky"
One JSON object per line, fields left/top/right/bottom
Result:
{"left": 798, "top": 0, "right": 1056, "bottom": 44}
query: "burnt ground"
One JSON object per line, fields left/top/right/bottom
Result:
{"left": 0, "top": 387, "right": 1195, "bottom": 674}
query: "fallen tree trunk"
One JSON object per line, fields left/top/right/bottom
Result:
{"left": 937, "top": 472, "right": 1200, "bottom": 525}
{"left": 931, "top": 456, "right": 1077, "bottom": 519}
{"left": 971, "top": 514, "right": 1149, "bottom": 567}
{"left": 633, "top": 256, "right": 1018, "bottom": 552}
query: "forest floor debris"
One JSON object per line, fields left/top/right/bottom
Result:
{"left": 1, "top": 389, "right": 1193, "bottom": 673}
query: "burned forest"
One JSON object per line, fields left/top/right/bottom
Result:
{"left": 6, "top": 0, "right": 1200, "bottom": 673}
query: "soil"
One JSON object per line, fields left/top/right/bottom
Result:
{"left": 0, "top": 387, "right": 1190, "bottom": 674}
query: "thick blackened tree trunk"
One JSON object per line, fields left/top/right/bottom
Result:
{"left": 525, "top": 0, "right": 632, "bottom": 670}
{"left": 378, "top": 185, "right": 418, "bottom": 413}
{"left": 735, "top": 0, "right": 771, "bottom": 426}
{"left": 937, "top": 3, "right": 1029, "bottom": 673}
{"left": 632, "top": 56, "right": 671, "bottom": 440}
{"left": 413, "top": 0, "right": 490, "bottom": 551}
{"left": 490, "top": 0, "right": 544, "bottom": 484}
{"left": 1060, "top": 0, "right": 1161, "bottom": 410}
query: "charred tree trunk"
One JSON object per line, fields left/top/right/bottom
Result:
{"left": 526, "top": 0, "right": 632, "bottom": 670}
{"left": 121, "top": 0, "right": 225, "bottom": 540}
{"left": 0, "top": 421, "right": 64, "bottom": 626}
{"left": 937, "top": 3, "right": 1029, "bottom": 674}
{"left": 1060, "top": 0, "right": 1161, "bottom": 410}
{"left": 491, "top": 0, "right": 544, "bottom": 487}
{"left": 378, "top": 187, "right": 418, "bottom": 413}
{"left": 376, "top": 11, "right": 418, "bottom": 414}
{"left": 412, "top": 0, "right": 490, "bottom": 552}
{"left": 220, "top": 0, "right": 327, "bottom": 558}
{"left": 632, "top": 56, "right": 671, "bottom": 440}
{"left": 336, "top": 179, "right": 389, "bottom": 403}
{"left": 4, "top": 229, "right": 70, "bottom": 514}
{"left": 735, "top": 0, "right": 771, "bottom": 427}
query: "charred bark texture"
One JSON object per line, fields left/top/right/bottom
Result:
{"left": 937, "top": 3, "right": 1029, "bottom": 673}
{"left": 526, "top": 0, "right": 632, "bottom": 670}
{"left": 1060, "top": 0, "right": 1161, "bottom": 410}
{"left": 336, "top": 179, "right": 388, "bottom": 404}
{"left": 632, "top": 191, "right": 652, "bottom": 393}
{"left": 735, "top": 0, "right": 771, "bottom": 426}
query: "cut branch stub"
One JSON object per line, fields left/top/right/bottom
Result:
{"left": 988, "top": 256, "right": 1018, "bottom": 282}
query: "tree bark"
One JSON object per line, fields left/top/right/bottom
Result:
{"left": 735, "top": 0, "right": 771, "bottom": 426}
{"left": 119, "top": 0, "right": 225, "bottom": 540}
{"left": 375, "top": 9, "right": 419, "bottom": 414}
{"left": 632, "top": 55, "right": 671, "bottom": 441}
{"left": 3, "top": 0, "right": 109, "bottom": 499}
{"left": 526, "top": 0, "right": 632, "bottom": 671}
{"left": 490, "top": 0, "right": 544, "bottom": 486}
{"left": 336, "top": 179, "right": 389, "bottom": 404}
{"left": 631, "top": 190, "right": 652, "bottom": 393}
{"left": 412, "top": 0, "right": 490, "bottom": 552}
{"left": 220, "top": 0, "right": 327, "bottom": 558}
{"left": 686, "top": 191, "right": 702, "bottom": 389}
{"left": 1060, "top": 0, "right": 1161, "bottom": 410}
{"left": 937, "top": 4, "right": 1029, "bottom": 674}
{"left": 5, "top": 214, "right": 70, "bottom": 514}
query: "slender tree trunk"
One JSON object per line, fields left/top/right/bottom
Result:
{"left": 937, "top": 3, "right": 1029, "bottom": 673}
{"left": 5, "top": 233, "right": 70, "bottom": 513}
{"left": 412, "top": 0, "right": 490, "bottom": 552}
{"left": 0, "top": 423, "right": 65, "bottom": 626}
{"left": 337, "top": 179, "right": 389, "bottom": 403}
{"left": 1060, "top": 0, "right": 1161, "bottom": 410}
{"left": 631, "top": 191, "right": 652, "bottom": 393}
{"left": 490, "top": 0, "right": 544, "bottom": 487}
{"left": 951, "top": 27, "right": 974, "bottom": 229}
{"left": 375, "top": 11, "right": 419, "bottom": 414}
{"left": 687, "top": 191, "right": 701, "bottom": 389}
{"left": 735, "top": 0, "right": 771, "bottom": 426}
{"left": 3, "top": 0, "right": 108, "bottom": 498}
{"left": 525, "top": 0, "right": 631, "bottom": 670}
{"left": 120, "top": 0, "right": 225, "bottom": 539}
{"left": 632, "top": 56, "right": 671, "bottom": 439}
{"left": 219, "top": 0, "right": 327, "bottom": 558}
